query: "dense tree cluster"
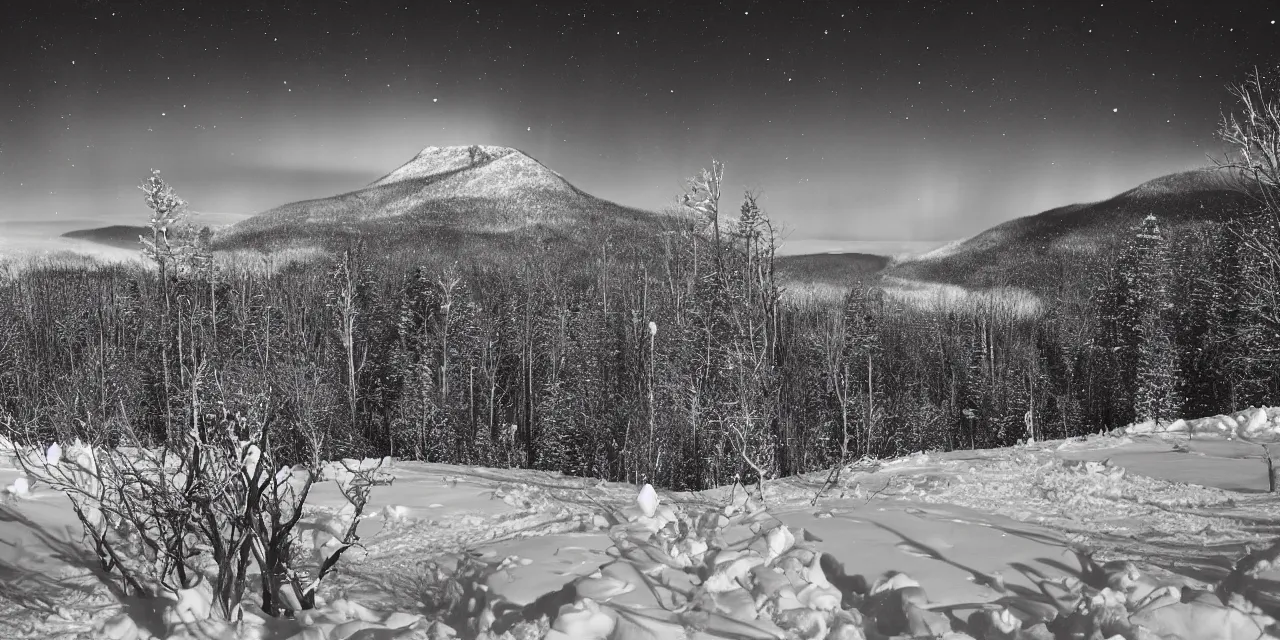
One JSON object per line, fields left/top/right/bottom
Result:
{"left": 2, "top": 74, "right": 1278, "bottom": 491}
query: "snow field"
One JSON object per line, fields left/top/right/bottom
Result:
{"left": 2, "top": 410, "right": 1280, "bottom": 638}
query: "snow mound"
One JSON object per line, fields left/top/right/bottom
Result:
{"left": 5, "top": 475, "right": 30, "bottom": 498}
{"left": 316, "top": 456, "right": 395, "bottom": 483}
{"left": 1125, "top": 407, "right": 1280, "bottom": 441}
{"left": 90, "top": 595, "right": 433, "bottom": 640}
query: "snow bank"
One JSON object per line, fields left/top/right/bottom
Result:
{"left": 1124, "top": 406, "right": 1280, "bottom": 441}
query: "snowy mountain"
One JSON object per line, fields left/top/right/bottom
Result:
{"left": 222, "top": 145, "right": 651, "bottom": 242}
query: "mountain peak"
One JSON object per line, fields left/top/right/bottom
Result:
{"left": 370, "top": 144, "right": 570, "bottom": 194}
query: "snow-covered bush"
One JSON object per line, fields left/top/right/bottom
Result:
{"left": 5, "top": 401, "right": 381, "bottom": 628}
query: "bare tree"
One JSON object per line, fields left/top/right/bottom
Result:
{"left": 1217, "top": 67, "right": 1280, "bottom": 224}
{"left": 328, "top": 250, "right": 363, "bottom": 433}
{"left": 433, "top": 267, "right": 463, "bottom": 414}
{"left": 813, "top": 307, "right": 852, "bottom": 503}
{"left": 279, "top": 358, "right": 336, "bottom": 473}
{"left": 1217, "top": 68, "right": 1280, "bottom": 391}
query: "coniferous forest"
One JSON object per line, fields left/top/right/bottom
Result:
{"left": 2, "top": 75, "right": 1279, "bottom": 493}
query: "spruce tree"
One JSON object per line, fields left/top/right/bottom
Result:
{"left": 1133, "top": 310, "right": 1182, "bottom": 421}
{"left": 1119, "top": 215, "right": 1182, "bottom": 422}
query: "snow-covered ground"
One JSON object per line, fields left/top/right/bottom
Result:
{"left": 3, "top": 411, "right": 1280, "bottom": 639}
{"left": 877, "top": 276, "right": 1043, "bottom": 318}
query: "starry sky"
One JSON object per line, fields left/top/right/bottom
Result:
{"left": 2, "top": 0, "right": 1277, "bottom": 254}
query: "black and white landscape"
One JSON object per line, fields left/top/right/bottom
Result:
{"left": 2, "top": 2, "right": 1280, "bottom": 639}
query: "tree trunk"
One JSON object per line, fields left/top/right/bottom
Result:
{"left": 1268, "top": 449, "right": 1277, "bottom": 494}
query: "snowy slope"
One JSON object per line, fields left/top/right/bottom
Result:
{"left": 2, "top": 412, "right": 1280, "bottom": 638}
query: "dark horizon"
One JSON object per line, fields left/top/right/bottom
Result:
{"left": 2, "top": 0, "right": 1276, "bottom": 250}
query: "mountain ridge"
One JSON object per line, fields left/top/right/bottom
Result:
{"left": 886, "top": 167, "right": 1257, "bottom": 293}
{"left": 53, "top": 160, "right": 1256, "bottom": 302}
{"left": 60, "top": 225, "right": 149, "bottom": 250}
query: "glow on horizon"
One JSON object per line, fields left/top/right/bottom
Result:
{"left": 0, "top": 2, "right": 1263, "bottom": 247}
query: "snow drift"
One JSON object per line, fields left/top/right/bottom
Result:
{"left": 1124, "top": 406, "right": 1280, "bottom": 441}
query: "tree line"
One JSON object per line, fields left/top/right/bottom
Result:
{"left": 1, "top": 72, "right": 1278, "bottom": 491}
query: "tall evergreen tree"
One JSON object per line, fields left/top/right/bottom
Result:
{"left": 1119, "top": 215, "right": 1182, "bottom": 422}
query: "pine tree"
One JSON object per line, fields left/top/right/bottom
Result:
{"left": 1133, "top": 311, "right": 1182, "bottom": 421}
{"left": 1119, "top": 215, "right": 1182, "bottom": 422}
{"left": 534, "top": 375, "right": 569, "bottom": 472}
{"left": 1205, "top": 223, "right": 1248, "bottom": 408}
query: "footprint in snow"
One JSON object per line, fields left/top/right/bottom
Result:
{"left": 895, "top": 542, "right": 938, "bottom": 560}
{"left": 556, "top": 546, "right": 605, "bottom": 554}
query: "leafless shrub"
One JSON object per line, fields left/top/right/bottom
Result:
{"left": 2, "top": 398, "right": 383, "bottom": 627}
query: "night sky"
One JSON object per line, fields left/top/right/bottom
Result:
{"left": 2, "top": 1, "right": 1277, "bottom": 254}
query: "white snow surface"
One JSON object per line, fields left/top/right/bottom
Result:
{"left": 1124, "top": 407, "right": 1280, "bottom": 442}
{"left": 2, "top": 412, "right": 1280, "bottom": 638}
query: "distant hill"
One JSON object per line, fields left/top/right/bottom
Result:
{"left": 61, "top": 225, "right": 148, "bottom": 250}
{"left": 888, "top": 169, "right": 1259, "bottom": 294}
{"left": 775, "top": 252, "right": 890, "bottom": 296}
